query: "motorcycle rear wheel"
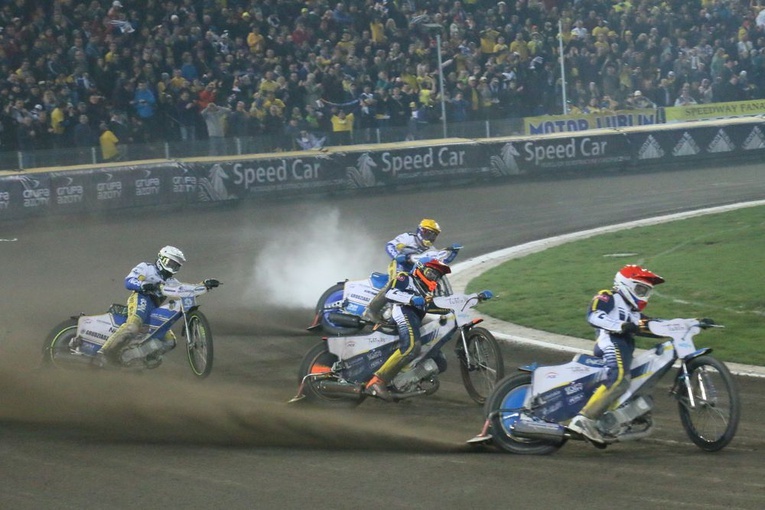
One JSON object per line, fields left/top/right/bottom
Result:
{"left": 185, "top": 310, "right": 214, "bottom": 378}
{"left": 457, "top": 327, "right": 505, "bottom": 404}
{"left": 485, "top": 373, "right": 565, "bottom": 455}
{"left": 41, "top": 318, "right": 79, "bottom": 368}
{"left": 314, "top": 283, "right": 365, "bottom": 335}
{"left": 677, "top": 355, "right": 740, "bottom": 452}
{"left": 298, "top": 342, "right": 364, "bottom": 408}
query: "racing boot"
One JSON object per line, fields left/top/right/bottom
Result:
{"left": 568, "top": 415, "right": 606, "bottom": 446}
{"left": 364, "top": 375, "right": 393, "bottom": 401}
{"left": 96, "top": 315, "right": 141, "bottom": 367}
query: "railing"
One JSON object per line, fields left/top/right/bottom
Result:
{"left": 0, "top": 117, "right": 526, "bottom": 172}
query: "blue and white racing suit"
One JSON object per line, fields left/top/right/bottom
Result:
{"left": 581, "top": 289, "right": 647, "bottom": 419}
{"left": 372, "top": 271, "right": 451, "bottom": 383}
{"left": 99, "top": 262, "right": 180, "bottom": 354}
{"left": 385, "top": 232, "right": 458, "bottom": 275}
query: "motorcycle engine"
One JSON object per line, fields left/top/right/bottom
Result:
{"left": 120, "top": 337, "right": 174, "bottom": 365}
{"left": 599, "top": 395, "right": 654, "bottom": 435}
{"left": 392, "top": 358, "right": 439, "bottom": 392}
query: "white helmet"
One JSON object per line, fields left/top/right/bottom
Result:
{"left": 157, "top": 245, "right": 185, "bottom": 275}
{"left": 613, "top": 265, "right": 664, "bottom": 311}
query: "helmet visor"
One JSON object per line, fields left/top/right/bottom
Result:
{"left": 419, "top": 228, "right": 439, "bottom": 243}
{"left": 422, "top": 266, "right": 443, "bottom": 281}
{"left": 161, "top": 256, "right": 182, "bottom": 273}
{"left": 633, "top": 282, "right": 652, "bottom": 298}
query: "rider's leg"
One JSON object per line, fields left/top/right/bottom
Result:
{"left": 569, "top": 336, "right": 633, "bottom": 442}
{"left": 366, "top": 306, "right": 421, "bottom": 400}
{"left": 365, "top": 280, "right": 393, "bottom": 323}
{"left": 98, "top": 293, "right": 150, "bottom": 360}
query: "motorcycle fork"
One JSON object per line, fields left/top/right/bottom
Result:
{"left": 455, "top": 327, "right": 474, "bottom": 368}
{"left": 671, "top": 362, "right": 698, "bottom": 409}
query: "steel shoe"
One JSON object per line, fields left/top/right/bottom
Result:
{"left": 568, "top": 415, "right": 606, "bottom": 446}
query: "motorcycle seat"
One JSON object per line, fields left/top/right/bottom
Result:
{"left": 369, "top": 272, "right": 389, "bottom": 289}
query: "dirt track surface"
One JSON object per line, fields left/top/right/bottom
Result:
{"left": 2, "top": 165, "right": 765, "bottom": 509}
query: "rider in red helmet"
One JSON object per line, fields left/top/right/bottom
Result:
{"left": 365, "top": 258, "right": 453, "bottom": 401}
{"left": 568, "top": 265, "right": 665, "bottom": 445}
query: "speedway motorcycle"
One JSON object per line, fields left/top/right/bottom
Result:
{"left": 468, "top": 318, "right": 740, "bottom": 453}
{"left": 309, "top": 247, "right": 459, "bottom": 335}
{"left": 42, "top": 281, "right": 219, "bottom": 378}
{"left": 292, "top": 290, "right": 504, "bottom": 407}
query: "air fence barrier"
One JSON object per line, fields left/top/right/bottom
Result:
{"left": 2, "top": 116, "right": 765, "bottom": 221}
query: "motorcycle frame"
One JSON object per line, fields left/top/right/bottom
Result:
{"left": 74, "top": 284, "right": 204, "bottom": 356}
{"left": 311, "top": 293, "right": 485, "bottom": 386}
{"left": 521, "top": 319, "right": 712, "bottom": 424}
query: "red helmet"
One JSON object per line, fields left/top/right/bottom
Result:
{"left": 614, "top": 265, "right": 664, "bottom": 311}
{"left": 413, "top": 258, "right": 451, "bottom": 292}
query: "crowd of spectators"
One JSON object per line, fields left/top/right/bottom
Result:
{"left": 3, "top": 0, "right": 765, "bottom": 164}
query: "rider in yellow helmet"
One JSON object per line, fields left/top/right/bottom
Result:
{"left": 385, "top": 218, "right": 458, "bottom": 276}
{"left": 366, "top": 219, "right": 460, "bottom": 324}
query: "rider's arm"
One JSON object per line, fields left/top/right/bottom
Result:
{"left": 385, "top": 233, "right": 419, "bottom": 260}
{"left": 124, "top": 263, "right": 153, "bottom": 292}
{"left": 587, "top": 290, "right": 624, "bottom": 333}
{"left": 385, "top": 277, "right": 416, "bottom": 305}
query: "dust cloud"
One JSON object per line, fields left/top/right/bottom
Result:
{"left": 245, "top": 207, "right": 387, "bottom": 308}
{"left": 0, "top": 357, "right": 465, "bottom": 452}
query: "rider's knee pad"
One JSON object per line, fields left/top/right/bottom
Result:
{"left": 124, "top": 315, "right": 143, "bottom": 334}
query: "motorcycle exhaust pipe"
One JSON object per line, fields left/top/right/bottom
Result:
{"left": 511, "top": 421, "right": 566, "bottom": 443}
{"left": 317, "top": 380, "right": 364, "bottom": 398}
{"left": 327, "top": 312, "right": 363, "bottom": 328}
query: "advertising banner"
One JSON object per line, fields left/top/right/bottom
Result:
{"left": 626, "top": 120, "right": 765, "bottom": 164}
{"left": 330, "top": 142, "right": 488, "bottom": 187}
{"left": 184, "top": 153, "right": 344, "bottom": 200}
{"left": 665, "top": 99, "right": 765, "bottom": 123}
{"left": 524, "top": 109, "right": 660, "bottom": 135}
{"left": 479, "top": 133, "right": 632, "bottom": 175}
{"left": 0, "top": 172, "right": 53, "bottom": 219}
{"left": 3, "top": 116, "right": 765, "bottom": 222}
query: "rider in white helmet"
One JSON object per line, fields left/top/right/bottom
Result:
{"left": 568, "top": 264, "right": 665, "bottom": 445}
{"left": 97, "top": 246, "right": 189, "bottom": 365}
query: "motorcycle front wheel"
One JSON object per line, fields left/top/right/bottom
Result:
{"left": 314, "top": 283, "right": 365, "bottom": 335}
{"left": 41, "top": 318, "right": 79, "bottom": 368}
{"left": 185, "top": 310, "right": 214, "bottom": 378}
{"left": 297, "top": 342, "right": 364, "bottom": 408}
{"left": 677, "top": 355, "right": 740, "bottom": 452}
{"left": 485, "top": 373, "right": 565, "bottom": 455}
{"left": 457, "top": 327, "right": 505, "bottom": 404}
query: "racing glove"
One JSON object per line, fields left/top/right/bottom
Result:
{"left": 620, "top": 322, "right": 639, "bottom": 335}
{"left": 203, "top": 278, "right": 220, "bottom": 290}
{"left": 411, "top": 296, "right": 426, "bottom": 307}
{"left": 395, "top": 253, "right": 409, "bottom": 264}
{"left": 141, "top": 282, "right": 158, "bottom": 293}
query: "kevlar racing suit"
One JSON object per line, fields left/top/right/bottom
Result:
{"left": 98, "top": 261, "right": 180, "bottom": 359}
{"left": 365, "top": 232, "right": 458, "bottom": 324}
{"left": 581, "top": 289, "right": 648, "bottom": 419}
{"left": 371, "top": 271, "right": 452, "bottom": 385}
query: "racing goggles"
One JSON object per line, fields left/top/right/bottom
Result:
{"left": 421, "top": 266, "right": 443, "bottom": 281}
{"left": 419, "top": 228, "right": 439, "bottom": 243}
{"left": 633, "top": 282, "right": 653, "bottom": 299}
{"left": 160, "top": 256, "right": 182, "bottom": 273}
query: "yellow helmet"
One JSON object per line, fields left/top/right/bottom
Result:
{"left": 416, "top": 218, "right": 441, "bottom": 247}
